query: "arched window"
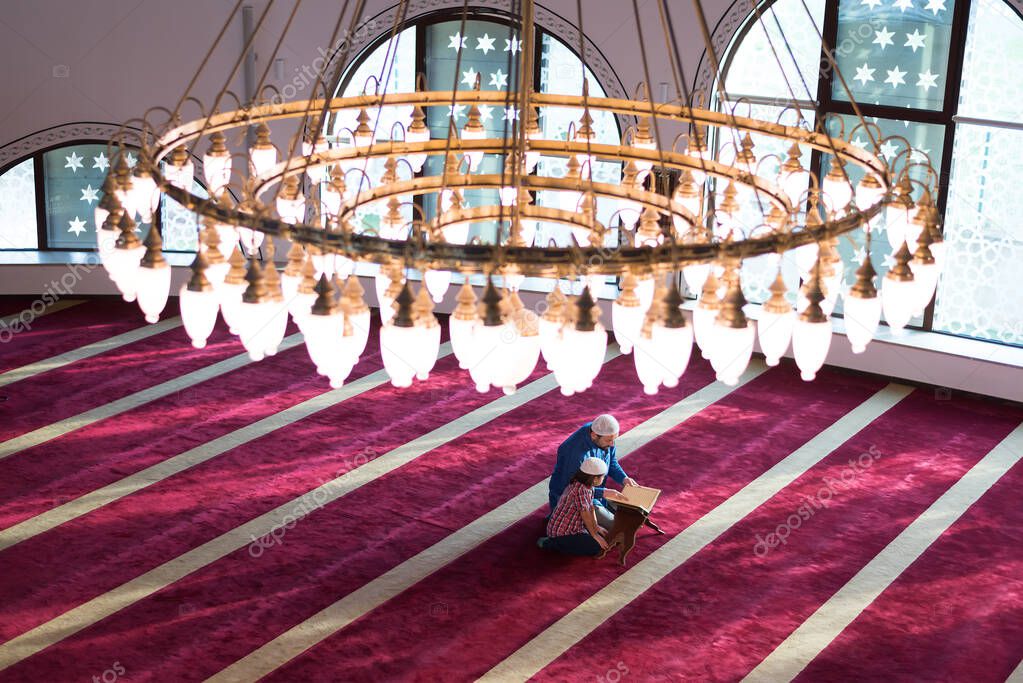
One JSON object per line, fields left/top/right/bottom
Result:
{"left": 719, "top": 0, "right": 1023, "bottom": 347}
{"left": 330, "top": 12, "right": 622, "bottom": 251}
{"left": 0, "top": 142, "right": 203, "bottom": 252}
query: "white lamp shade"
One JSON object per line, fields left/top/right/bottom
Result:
{"left": 885, "top": 207, "right": 910, "bottom": 250}
{"left": 237, "top": 227, "right": 265, "bottom": 256}
{"left": 302, "top": 310, "right": 345, "bottom": 373}
{"left": 538, "top": 317, "right": 565, "bottom": 371}
{"left": 180, "top": 285, "right": 219, "bottom": 349}
{"left": 489, "top": 333, "right": 541, "bottom": 395}
{"left": 449, "top": 316, "right": 477, "bottom": 370}
{"left": 167, "top": 158, "right": 194, "bottom": 191}
{"left": 611, "top": 301, "right": 644, "bottom": 354}
{"left": 131, "top": 174, "right": 159, "bottom": 223}
{"left": 136, "top": 264, "right": 172, "bottom": 323}
{"left": 781, "top": 168, "right": 810, "bottom": 205}
{"left": 217, "top": 281, "right": 247, "bottom": 335}
{"left": 411, "top": 323, "right": 441, "bottom": 381}
{"left": 321, "top": 186, "right": 342, "bottom": 217}
{"left": 249, "top": 146, "right": 278, "bottom": 177}
{"left": 757, "top": 308, "right": 795, "bottom": 366}
{"left": 95, "top": 205, "right": 110, "bottom": 232}
{"left": 405, "top": 127, "right": 430, "bottom": 173}
{"left": 650, "top": 322, "right": 694, "bottom": 388}
{"left": 347, "top": 309, "right": 371, "bottom": 357}
{"left": 633, "top": 335, "right": 665, "bottom": 394}
{"left": 635, "top": 278, "right": 655, "bottom": 311}
{"left": 106, "top": 244, "right": 145, "bottom": 302}
{"left": 711, "top": 322, "right": 754, "bottom": 386}
{"left": 692, "top": 304, "right": 719, "bottom": 360}
{"left": 467, "top": 324, "right": 506, "bottom": 393}
{"left": 263, "top": 302, "right": 290, "bottom": 357}
{"left": 844, "top": 294, "right": 881, "bottom": 354}
{"left": 236, "top": 300, "right": 276, "bottom": 361}
{"left": 822, "top": 173, "right": 853, "bottom": 214}
{"left": 855, "top": 175, "right": 885, "bottom": 207}
{"left": 683, "top": 264, "right": 710, "bottom": 295}
{"left": 204, "top": 261, "right": 230, "bottom": 291}
{"left": 793, "top": 243, "right": 819, "bottom": 278}
{"left": 203, "top": 153, "right": 232, "bottom": 194}
{"left": 442, "top": 222, "right": 471, "bottom": 245}
{"left": 215, "top": 225, "right": 238, "bottom": 260}
{"left": 276, "top": 195, "right": 306, "bottom": 224}
{"left": 909, "top": 261, "right": 939, "bottom": 316}
{"left": 792, "top": 318, "right": 832, "bottom": 381}
{"left": 504, "top": 273, "right": 526, "bottom": 292}
{"left": 553, "top": 325, "right": 607, "bottom": 396}
{"left": 881, "top": 277, "right": 916, "bottom": 333}
{"left": 380, "top": 324, "right": 418, "bottom": 388}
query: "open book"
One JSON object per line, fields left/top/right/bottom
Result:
{"left": 613, "top": 485, "right": 661, "bottom": 514}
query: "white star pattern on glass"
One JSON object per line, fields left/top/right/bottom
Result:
{"left": 917, "top": 70, "right": 939, "bottom": 90}
{"left": 910, "top": 147, "right": 932, "bottom": 161}
{"left": 879, "top": 139, "right": 900, "bottom": 159}
{"left": 904, "top": 29, "right": 926, "bottom": 52}
{"left": 477, "top": 104, "right": 494, "bottom": 122}
{"left": 460, "top": 67, "right": 478, "bottom": 88}
{"left": 893, "top": 0, "right": 914, "bottom": 11}
{"left": 125, "top": 152, "right": 137, "bottom": 167}
{"left": 447, "top": 32, "right": 468, "bottom": 51}
{"left": 80, "top": 184, "right": 100, "bottom": 204}
{"left": 92, "top": 153, "right": 109, "bottom": 171}
{"left": 862, "top": 0, "right": 882, "bottom": 8}
{"left": 503, "top": 106, "right": 519, "bottom": 121}
{"left": 885, "top": 66, "right": 907, "bottom": 87}
{"left": 854, "top": 63, "right": 876, "bottom": 85}
{"left": 850, "top": 136, "right": 869, "bottom": 150}
{"left": 68, "top": 216, "right": 87, "bottom": 235}
{"left": 504, "top": 37, "right": 521, "bottom": 54}
{"left": 925, "top": 0, "right": 946, "bottom": 14}
{"left": 489, "top": 69, "right": 508, "bottom": 89}
{"left": 476, "top": 33, "right": 496, "bottom": 54}
{"left": 448, "top": 104, "right": 467, "bottom": 119}
{"left": 882, "top": 252, "right": 898, "bottom": 269}
{"left": 65, "top": 152, "right": 84, "bottom": 173}
{"left": 873, "top": 26, "right": 895, "bottom": 49}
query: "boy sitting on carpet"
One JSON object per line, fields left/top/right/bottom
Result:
{"left": 538, "top": 457, "right": 621, "bottom": 556}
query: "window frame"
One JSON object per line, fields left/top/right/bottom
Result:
{"left": 0, "top": 140, "right": 201, "bottom": 254}
{"left": 720, "top": 0, "right": 1023, "bottom": 347}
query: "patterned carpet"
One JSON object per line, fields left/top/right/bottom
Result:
{"left": 0, "top": 296, "right": 1020, "bottom": 682}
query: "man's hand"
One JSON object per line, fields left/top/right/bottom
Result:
{"left": 623, "top": 477, "right": 639, "bottom": 487}
{"left": 594, "top": 533, "right": 609, "bottom": 551}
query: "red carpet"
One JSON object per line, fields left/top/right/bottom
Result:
{"left": 0, "top": 298, "right": 146, "bottom": 374}
{"left": 536, "top": 391, "right": 1023, "bottom": 682}
{"left": 0, "top": 297, "right": 1020, "bottom": 681}
{"left": 797, "top": 445, "right": 1023, "bottom": 682}
{"left": 266, "top": 366, "right": 883, "bottom": 681}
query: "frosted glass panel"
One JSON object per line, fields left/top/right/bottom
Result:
{"left": 933, "top": 123, "right": 1023, "bottom": 345}
{"left": 723, "top": 0, "right": 826, "bottom": 103}
{"left": 958, "top": 0, "right": 1023, "bottom": 122}
{"left": 0, "top": 158, "right": 38, "bottom": 249}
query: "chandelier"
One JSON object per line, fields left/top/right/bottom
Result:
{"left": 95, "top": 0, "right": 944, "bottom": 396}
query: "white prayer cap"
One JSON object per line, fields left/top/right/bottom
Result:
{"left": 580, "top": 457, "right": 609, "bottom": 476}
{"left": 591, "top": 414, "right": 620, "bottom": 436}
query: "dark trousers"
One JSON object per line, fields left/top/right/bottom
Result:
{"left": 542, "top": 533, "right": 602, "bottom": 556}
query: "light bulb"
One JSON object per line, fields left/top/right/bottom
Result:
{"left": 757, "top": 308, "right": 795, "bottom": 366}
{"left": 792, "top": 317, "right": 832, "bottom": 381}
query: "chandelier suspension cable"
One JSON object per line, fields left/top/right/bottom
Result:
{"left": 186, "top": 0, "right": 277, "bottom": 159}
{"left": 170, "top": 0, "right": 246, "bottom": 123}
{"left": 630, "top": 0, "right": 675, "bottom": 214}
{"left": 686, "top": 0, "right": 773, "bottom": 224}
{"left": 495, "top": 0, "right": 523, "bottom": 262}
{"left": 435, "top": 0, "right": 474, "bottom": 231}
{"left": 655, "top": 0, "right": 715, "bottom": 226}
{"left": 760, "top": 5, "right": 859, "bottom": 203}
{"left": 251, "top": 0, "right": 306, "bottom": 106}
{"left": 796, "top": 0, "right": 883, "bottom": 156}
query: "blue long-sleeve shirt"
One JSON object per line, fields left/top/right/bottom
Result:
{"left": 548, "top": 422, "right": 628, "bottom": 511}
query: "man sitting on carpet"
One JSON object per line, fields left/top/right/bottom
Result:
{"left": 548, "top": 414, "right": 638, "bottom": 530}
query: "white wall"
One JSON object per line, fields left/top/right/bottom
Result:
{"left": 0, "top": 0, "right": 1020, "bottom": 403}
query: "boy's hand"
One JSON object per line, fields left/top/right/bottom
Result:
{"left": 594, "top": 534, "right": 609, "bottom": 550}
{"left": 603, "top": 490, "right": 623, "bottom": 503}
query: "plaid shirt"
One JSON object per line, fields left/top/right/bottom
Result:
{"left": 547, "top": 481, "right": 593, "bottom": 537}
